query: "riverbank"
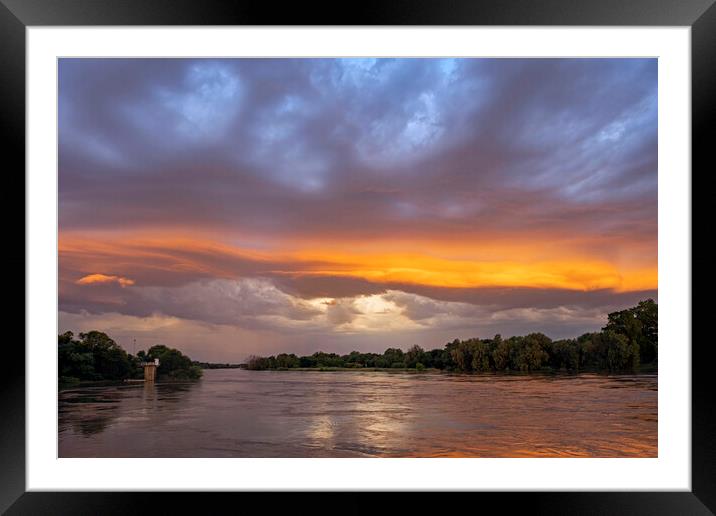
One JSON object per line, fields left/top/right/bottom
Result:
{"left": 269, "top": 366, "right": 441, "bottom": 373}
{"left": 248, "top": 365, "right": 658, "bottom": 375}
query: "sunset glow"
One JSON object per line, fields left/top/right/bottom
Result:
{"left": 59, "top": 58, "right": 657, "bottom": 361}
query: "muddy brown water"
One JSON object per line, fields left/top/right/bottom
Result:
{"left": 59, "top": 369, "right": 657, "bottom": 457}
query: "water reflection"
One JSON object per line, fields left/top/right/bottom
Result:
{"left": 59, "top": 388, "right": 122, "bottom": 437}
{"left": 59, "top": 381, "right": 199, "bottom": 444}
{"left": 59, "top": 370, "right": 657, "bottom": 458}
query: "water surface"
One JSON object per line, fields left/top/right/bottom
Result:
{"left": 59, "top": 369, "right": 657, "bottom": 457}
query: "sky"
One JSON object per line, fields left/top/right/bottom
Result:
{"left": 58, "top": 58, "right": 657, "bottom": 362}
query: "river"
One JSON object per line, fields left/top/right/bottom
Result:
{"left": 58, "top": 369, "right": 657, "bottom": 457}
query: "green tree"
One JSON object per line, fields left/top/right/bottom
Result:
{"left": 492, "top": 337, "right": 512, "bottom": 371}
{"left": 275, "top": 353, "right": 300, "bottom": 368}
{"left": 551, "top": 339, "right": 579, "bottom": 371}
{"left": 405, "top": 345, "right": 426, "bottom": 368}
{"left": 310, "top": 351, "right": 344, "bottom": 367}
{"left": 633, "top": 299, "right": 658, "bottom": 363}
{"left": 450, "top": 341, "right": 473, "bottom": 371}
{"left": 470, "top": 340, "right": 492, "bottom": 372}
{"left": 514, "top": 336, "right": 548, "bottom": 372}
{"left": 603, "top": 331, "right": 636, "bottom": 372}
{"left": 58, "top": 331, "right": 95, "bottom": 380}
{"left": 147, "top": 344, "right": 203, "bottom": 379}
{"left": 78, "top": 331, "right": 132, "bottom": 380}
{"left": 246, "top": 355, "right": 271, "bottom": 370}
{"left": 383, "top": 348, "right": 405, "bottom": 367}
{"left": 603, "top": 299, "right": 657, "bottom": 364}
{"left": 235, "top": 300, "right": 656, "bottom": 375}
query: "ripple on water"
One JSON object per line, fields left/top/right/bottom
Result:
{"left": 58, "top": 370, "right": 658, "bottom": 458}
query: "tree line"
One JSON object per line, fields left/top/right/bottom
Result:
{"left": 246, "top": 299, "right": 657, "bottom": 373}
{"left": 58, "top": 330, "right": 203, "bottom": 384}
{"left": 193, "top": 362, "right": 243, "bottom": 369}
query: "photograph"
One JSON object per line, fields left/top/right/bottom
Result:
{"left": 57, "top": 57, "right": 659, "bottom": 459}
{"left": 2, "top": 0, "right": 710, "bottom": 507}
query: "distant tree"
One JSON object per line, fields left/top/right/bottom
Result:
{"left": 602, "top": 331, "right": 637, "bottom": 372}
{"left": 471, "top": 341, "right": 491, "bottom": 372}
{"left": 383, "top": 348, "right": 405, "bottom": 366}
{"left": 58, "top": 331, "right": 95, "bottom": 380}
{"left": 58, "top": 330, "right": 133, "bottom": 381}
{"left": 405, "top": 345, "right": 426, "bottom": 368}
{"left": 634, "top": 299, "right": 658, "bottom": 363}
{"left": 492, "top": 337, "right": 512, "bottom": 371}
{"left": 603, "top": 299, "right": 657, "bottom": 364}
{"left": 275, "top": 353, "right": 300, "bottom": 369}
{"left": 237, "top": 300, "right": 655, "bottom": 374}
{"left": 146, "top": 344, "right": 203, "bottom": 379}
{"left": 299, "top": 355, "right": 317, "bottom": 368}
{"left": 246, "top": 355, "right": 270, "bottom": 370}
{"left": 551, "top": 339, "right": 579, "bottom": 371}
{"left": 427, "top": 348, "right": 451, "bottom": 369}
{"left": 146, "top": 344, "right": 170, "bottom": 358}
{"left": 576, "top": 332, "right": 601, "bottom": 370}
{"left": 311, "top": 351, "right": 344, "bottom": 367}
{"left": 450, "top": 341, "right": 473, "bottom": 371}
{"left": 126, "top": 353, "right": 143, "bottom": 379}
{"left": 78, "top": 331, "right": 132, "bottom": 380}
{"left": 513, "top": 336, "right": 548, "bottom": 372}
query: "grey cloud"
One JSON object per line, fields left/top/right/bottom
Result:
{"left": 324, "top": 299, "right": 362, "bottom": 326}
{"left": 61, "top": 274, "right": 656, "bottom": 342}
{"left": 59, "top": 58, "right": 657, "bottom": 243}
{"left": 137, "top": 278, "right": 321, "bottom": 326}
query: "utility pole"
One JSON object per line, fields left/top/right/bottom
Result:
{"left": 133, "top": 338, "right": 136, "bottom": 356}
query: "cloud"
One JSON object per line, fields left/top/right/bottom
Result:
{"left": 59, "top": 58, "right": 656, "bottom": 238}
{"left": 76, "top": 273, "right": 135, "bottom": 287}
{"left": 59, "top": 232, "right": 656, "bottom": 297}
{"left": 58, "top": 280, "right": 638, "bottom": 362}
{"left": 323, "top": 298, "right": 362, "bottom": 326}
{"left": 136, "top": 278, "right": 321, "bottom": 328}
{"left": 58, "top": 58, "right": 658, "bottom": 356}
{"left": 156, "top": 62, "right": 243, "bottom": 141}
{"left": 61, "top": 275, "right": 655, "bottom": 342}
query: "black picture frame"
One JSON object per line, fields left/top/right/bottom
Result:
{"left": 3, "top": 0, "right": 713, "bottom": 513}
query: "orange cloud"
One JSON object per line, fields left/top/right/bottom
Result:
{"left": 276, "top": 251, "right": 656, "bottom": 293}
{"left": 61, "top": 232, "right": 656, "bottom": 294}
{"left": 76, "top": 273, "right": 135, "bottom": 287}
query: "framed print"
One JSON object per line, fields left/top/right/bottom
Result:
{"left": 3, "top": 0, "right": 714, "bottom": 513}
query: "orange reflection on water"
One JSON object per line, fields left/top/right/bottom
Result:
{"left": 59, "top": 370, "right": 657, "bottom": 458}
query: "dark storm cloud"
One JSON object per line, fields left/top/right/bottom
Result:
{"left": 59, "top": 58, "right": 657, "bottom": 240}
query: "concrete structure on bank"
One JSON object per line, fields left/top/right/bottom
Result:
{"left": 142, "top": 358, "right": 160, "bottom": 381}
